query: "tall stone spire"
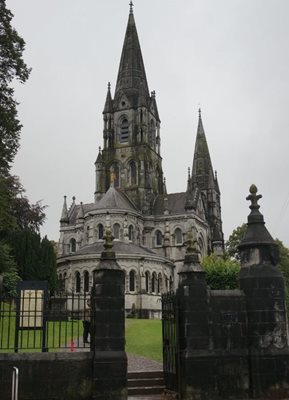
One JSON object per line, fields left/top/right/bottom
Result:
{"left": 114, "top": 4, "right": 150, "bottom": 106}
{"left": 191, "top": 109, "right": 214, "bottom": 190}
{"left": 191, "top": 110, "right": 224, "bottom": 253}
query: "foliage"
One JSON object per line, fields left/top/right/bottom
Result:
{"left": 4, "top": 231, "right": 58, "bottom": 292}
{"left": 0, "top": 240, "right": 20, "bottom": 296}
{"left": 0, "top": 2, "right": 53, "bottom": 288}
{"left": 125, "top": 318, "right": 162, "bottom": 361}
{"left": 0, "top": 240, "right": 16, "bottom": 274}
{"left": 2, "top": 269, "right": 21, "bottom": 297}
{"left": 275, "top": 239, "right": 289, "bottom": 311}
{"left": 0, "top": 0, "right": 31, "bottom": 175}
{"left": 225, "top": 223, "right": 246, "bottom": 260}
{"left": 201, "top": 253, "right": 240, "bottom": 290}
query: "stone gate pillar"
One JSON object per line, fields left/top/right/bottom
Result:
{"left": 178, "top": 233, "right": 210, "bottom": 399}
{"left": 91, "top": 228, "right": 127, "bottom": 400}
{"left": 239, "top": 185, "right": 289, "bottom": 398}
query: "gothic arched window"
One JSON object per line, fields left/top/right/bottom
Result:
{"left": 174, "top": 228, "right": 183, "bottom": 245}
{"left": 63, "top": 272, "right": 67, "bottom": 291}
{"left": 129, "top": 270, "right": 136, "bottom": 292}
{"left": 169, "top": 276, "right": 173, "bottom": 292}
{"left": 70, "top": 238, "right": 76, "bottom": 253}
{"left": 148, "top": 119, "right": 155, "bottom": 147}
{"left": 155, "top": 230, "right": 162, "bottom": 246}
{"left": 157, "top": 273, "right": 162, "bottom": 294}
{"left": 75, "top": 272, "right": 81, "bottom": 293}
{"left": 120, "top": 118, "right": 129, "bottom": 143}
{"left": 128, "top": 161, "right": 137, "bottom": 185}
{"left": 128, "top": 225, "right": 134, "bottom": 241}
{"left": 145, "top": 271, "right": 150, "bottom": 293}
{"left": 113, "top": 223, "right": 120, "bottom": 239}
{"left": 198, "top": 237, "right": 204, "bottom": 257}
{"left": 152, "top": 272, "right": 157, "bottom": 293}
{"left": 98, "top": 223, "right": 104, "bottom": 240}
{"left": 84, "top": 271, "right": 89, "bottom": 293}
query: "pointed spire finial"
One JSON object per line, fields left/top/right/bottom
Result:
{"left": 151, "top": 90, "right": 156, "bottom": 98}
{"left": 107, "top": 82, "right": 111, "bottom": 91}
{"left": 188, "top": 167, "right": 190, "bottom": 180}
{"left": 198, "top": 107, "right": 202, "bottom": 118}
{"left": 129, "top": 0, "right": 134, "bottom": 14}
{"left": 98, "top": 146, "right": 101, "bottom": 153}
{"left": 246, "top": 184, "right": 262, "bottom": 211}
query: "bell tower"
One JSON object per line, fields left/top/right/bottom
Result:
{"left": 96, "top": 3, "right": 163, "bottom": 213}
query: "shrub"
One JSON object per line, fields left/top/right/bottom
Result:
{"left": 201, "top": 253, "right": 240, "bottom": 290}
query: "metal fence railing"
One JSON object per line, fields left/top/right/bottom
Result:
{"left": 0, "top": 292, "right": 91, "bottom": 352}
{"left": 162, "top": 291, "right": 180, "bottom": 394}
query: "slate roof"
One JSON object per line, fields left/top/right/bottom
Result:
{"left": 152, "top": 192, "right": 187, "bottom": 215}
{"left": 67, "top": 186, "right": 137, "bottom": 225}
{"left": 95, "top": 185, "right": 137, "bottom": 211}
{"left": 71, "top": 241, "right": 157, "bottom": 257}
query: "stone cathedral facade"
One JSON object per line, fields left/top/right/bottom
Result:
{"left": 57, "top": 5, "right": 224, "bottom": 318}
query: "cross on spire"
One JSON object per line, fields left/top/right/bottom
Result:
{"left": 129, "top": 1, "right": 134, "bottom": 14}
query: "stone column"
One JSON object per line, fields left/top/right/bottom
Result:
{"left": 239, "top": 185, "right": 289, "bottom": 398}
{"left": 177, "top": 233, "right": 210, "bottom": 399}
{"left": 91, "top": 228, "right": 127, "bottom": 400}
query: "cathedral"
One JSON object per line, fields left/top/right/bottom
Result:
{"left": 57, "top": 4, "right": 224, "bottom": 318}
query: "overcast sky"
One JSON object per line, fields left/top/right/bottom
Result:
{"left": 6, "top": 0, "right": 289, "bottom": 247}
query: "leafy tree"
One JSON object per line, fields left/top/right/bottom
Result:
{"left": 0, "top": 0, "right": 31, "bottom": 175}
{"left": 275, "top": 239, "right": 289, "bottom": 310}
{"left": 201, "top": 253, "right": 240, "bottom": 290}
{"left": 225, "top": 223, "right": 246, "bottom": 260}
{"left": 2, "top": 269, "right": 21, "bottom": 297}
{"left": 0, "top": 240, "right": 16, "bottom": 274}
{"left": 0, "top": 2, "right": 51, "bottom": 290}
{"left": 4, "top": 230, "right": 58, "bottom": 292}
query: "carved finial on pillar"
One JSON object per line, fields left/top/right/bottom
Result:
{"left": 103, "top": 227, "right": 114, "bottom": 252}
{"left": 246, "top": 184, "right": 262, "bottom": 211}
{"left": 185, "top": 229, "right": 199, "bottom": 255}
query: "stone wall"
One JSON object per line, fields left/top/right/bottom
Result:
{"left": 0, "top": 352, "right": 93, "bottom": 400}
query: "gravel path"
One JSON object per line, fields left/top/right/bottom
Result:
{"left": 127, "top": 353, "right": 162, "bottom": 372}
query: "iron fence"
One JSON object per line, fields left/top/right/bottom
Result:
{"left": 162, "top": 291, "right": 180, "bottom": 394}
{"left": 0, "top": 292, "right": 91, "bottom": 352}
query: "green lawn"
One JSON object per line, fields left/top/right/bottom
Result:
{"left": 125, "top": 318, "right": 163, "bottom": 362}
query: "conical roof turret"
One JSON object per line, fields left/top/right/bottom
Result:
{"left": 95, "top": 147, "right": 104, "bottom": 164}
{"left": 76, "top": 202, "right": 85, "bottom": 224}
{"left": 60, "top": 195, "right": 69, "bottom": 224}
{"left": 114, "top": 4, "right": 150, "bottom": 106}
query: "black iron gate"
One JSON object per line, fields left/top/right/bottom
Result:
{"left": 162, "top": 291, "right": 180, "bottom": 394}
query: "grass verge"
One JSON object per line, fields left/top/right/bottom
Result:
{"left": 125, "top": 318, "right": 162, "bottom": 362}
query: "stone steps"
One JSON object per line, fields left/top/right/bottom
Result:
{"left": 128, "top": 370, "right": 164, "bottom": 396}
